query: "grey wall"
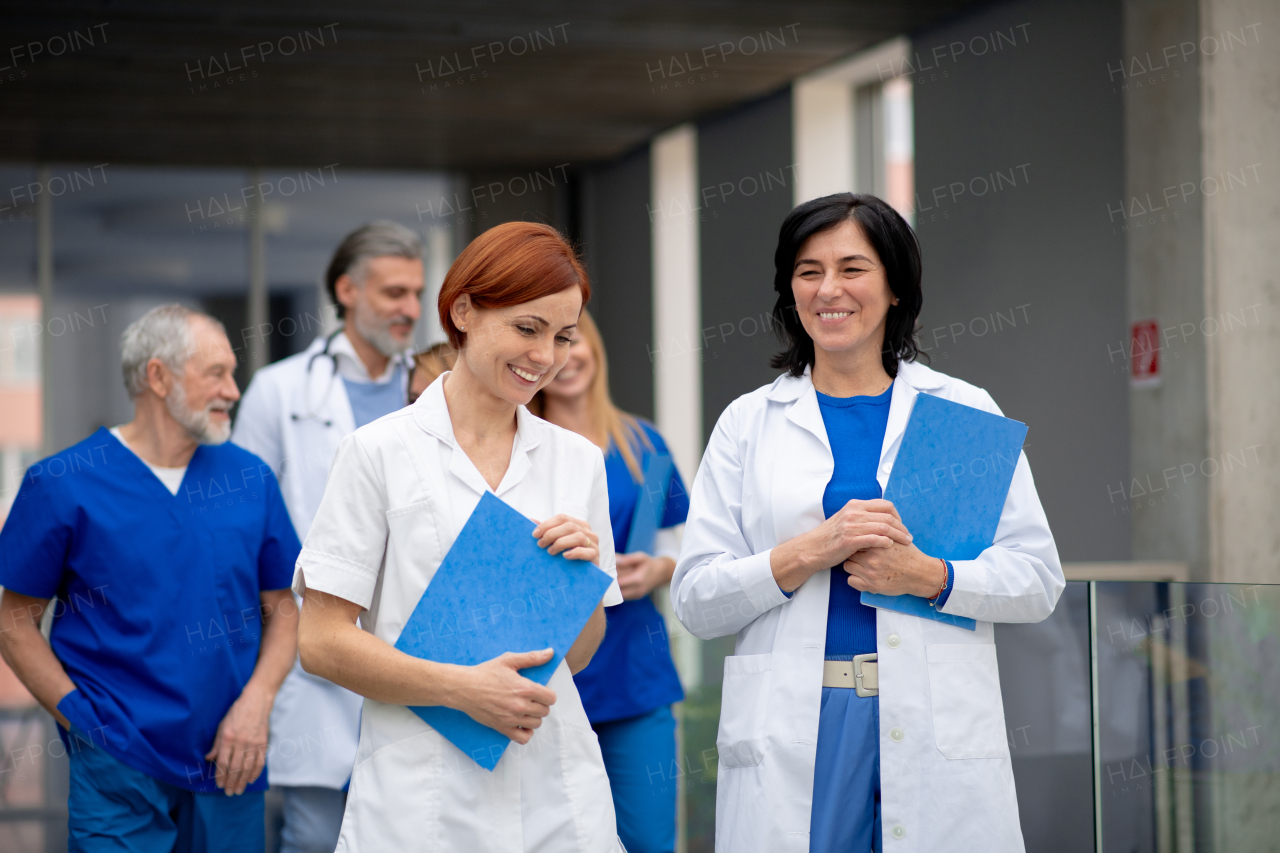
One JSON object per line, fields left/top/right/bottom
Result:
{"left": 578, "top": 148, "right": 655, "bottom": 420}
{"left": 912, "top": 0, "right": 1129, "bottom": 561}
{"left": 697, "top": 90, "right": 796, "bottom": 441}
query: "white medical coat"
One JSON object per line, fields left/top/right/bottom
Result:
{"left": 672, "top": 360, "right": 1064, "bottom": 853}
{"left": 295, "top": 374, "right": 624, "bottom": 852}
{"left": 232, "top": 333, "right": 409, "bottom": 789}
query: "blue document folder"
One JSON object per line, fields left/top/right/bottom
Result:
{"left": 625, "top": 454, "right": 673, "bottom": 554}
{"left": 860, "top": 393, "right": 1028, "bottom": 631}
{"left": 393, "top": 491, "right": 614, "bottom": 770}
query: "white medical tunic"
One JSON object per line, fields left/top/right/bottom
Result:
{"left": 295, "top": 374, "right": 625, "bottom": 852}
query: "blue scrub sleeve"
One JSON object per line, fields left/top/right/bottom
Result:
{"left": 638, "top": 424, "right": 690, "bottom": 530}
{"left": 933, "top": 560, "right": 956, "bottom": 609}
{"left": 0, "top": 469, "right": 69, "bottom": 599}
{"left": 257, "top": 473, "right": 302, "bottom": 591}
{"left": 660, "top": 464, "right": 690, "bottom": 528}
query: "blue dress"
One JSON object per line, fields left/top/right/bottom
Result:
{"left": 572, "top": 420, "right": 689, "bottom": 853}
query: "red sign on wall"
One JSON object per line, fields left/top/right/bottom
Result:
{"left": 1131, "top": 320, "right": 1160, "bottom": 388}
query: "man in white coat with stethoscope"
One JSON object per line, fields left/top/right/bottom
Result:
{"left": 673, "top": 194, "right": 1063, "bottom": 852}
{"left": 232, "top": 221, "right": 424, "bottom": 853}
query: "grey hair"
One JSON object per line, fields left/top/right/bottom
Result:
{"left": 324, "top": 220, "right": 423, "bottom": 319}
{"left": 120, "top": 304, "right": 224, "bottom": 397}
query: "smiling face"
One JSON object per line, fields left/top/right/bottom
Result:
{"left": 540, "top": 331, "right": 596, "bottom": 403}
{"left": 338, "top": 255, "right": 425, "bottom": 356}
{"left": 450, "top": 287, "right": 584, "bottom": 407}
{"left": 791, "top": 218, "right": 898, "bottom": 366}
{"left": 163, "top": 317, "right": 240, "bottom": 444}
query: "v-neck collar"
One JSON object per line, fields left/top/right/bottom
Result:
{"left": 411, "top": 373, "right": 544, "bottom": 497}
{"left": 101, "top": 426, "right": 202, "bottom": 510}
{"left": 765, "top": 360, "right": 951, "bottom": 491}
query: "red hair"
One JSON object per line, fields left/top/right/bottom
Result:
{"left": 438, "top": 222, "right": 590, "bottom": 349}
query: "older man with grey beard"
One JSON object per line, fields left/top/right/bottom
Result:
{"left": 0, "top": 304, "right": 300, "bottom": 852}
{"left": 231, "top": 220, "right": 424, "bottom": 853}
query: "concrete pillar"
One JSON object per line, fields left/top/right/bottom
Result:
{"left": 1199, "top": 0, "right": 1278, "bottom": 584}
{"left": 419, "top": 226, "right": 453, "bottom": 349}
{"left": 650, "top": 124, "right": 702, "bottom": 483}
{"left": 1122, "top": 0, "right": 1211, "bottom": 580}
{"left": 651, "top": 123, "right": 702, "bottom": 853}
{"left": 1124, "top": 2, "right": 1279, "bottom": 847}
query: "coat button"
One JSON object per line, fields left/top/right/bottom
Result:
{"left": 891, "top": 824, "right": 906, "bottom": 839}
{"left": 890, "top": 727, "right": 905, "bottom": 742}
{"left": 886, "top": 633, "right": 901, "bottom": 648}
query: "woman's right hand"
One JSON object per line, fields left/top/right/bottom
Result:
{"left": 455, "top": 649, "right": 559, "bottom": 744}
{"left": 770, "top": 499, "right": 914, "bottom": 593}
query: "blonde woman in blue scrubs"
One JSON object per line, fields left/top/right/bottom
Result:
{"left": 534, "top": 310, "right": 689, "bottom": 853}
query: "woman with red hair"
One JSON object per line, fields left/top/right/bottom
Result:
{"left": 294, "top": 222, "right": 625, "bottom": 851}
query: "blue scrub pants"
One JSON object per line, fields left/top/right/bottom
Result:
{"left": 67, "top": 729, "right": 264, "bottom": 853}
{"left": 809, "top": 688, "right": 882, "bottom": 853}
{"left": 592, "top": 705, "right": 677, "bottom": 853}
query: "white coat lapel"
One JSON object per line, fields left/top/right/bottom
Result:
{"left": 494, "top": 406, "right": 542, "bottom": 497}
{"left": 411, "top": 374, "right": 493, "bottom": 498}
{"left": 876, "top": 380, "right": 918, "bottom": 492}
{"left": 300, "top": 344, "right": 356, "bottom": 436}
{"left": 768, "top": 372, "right": 832, "bottom": 545}
{"left": 783, "top": 384, "right": 830, "bottom": 454}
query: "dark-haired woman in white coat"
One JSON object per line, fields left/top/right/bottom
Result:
{"left": 673, "top": 194, "right": 1063, "bottom": 853}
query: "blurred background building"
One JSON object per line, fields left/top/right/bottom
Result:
{"left": 1, "top": 1, "right": 1276, "bottom": 850}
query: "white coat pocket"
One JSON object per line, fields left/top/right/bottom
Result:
{"left": 925, "top": 644, "right": 1010, "bottom": 760}
{"left": 716, "top": 653, "right": 773, "bottom": 768}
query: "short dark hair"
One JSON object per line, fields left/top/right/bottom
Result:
{"left": 770, "top": 193, "right": 926, "bottom": 378}
{"left": 324, "top": 221, "right": 423, "bottom": 320}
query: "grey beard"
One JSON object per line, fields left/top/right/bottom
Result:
{"left": 166, "top": 382, "right": 231, "bottom": 445}
{"left": 353, "top": 311, "right": 414, "bottom": 358}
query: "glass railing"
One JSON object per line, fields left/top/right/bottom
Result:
{"left": 674, "top": 577, "right": 1280, "bottom": 853}
{"left": 1091, "top": 581, "right": 1279, "bottom": 852}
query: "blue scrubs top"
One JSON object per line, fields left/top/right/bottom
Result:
{"left": 817, "top": 387, "right": 894, "bottom": 659}
{"left": 0, "top": 428, "right": 300, "bottom": 793}
{"left": 573, "top": 421, "right": 689, "bottom": 724}
{"left": 816, "top": 384, "right": 954, "bottom": 661}
{"left": 342, "top": 361, "right": 407, "bottom": 428}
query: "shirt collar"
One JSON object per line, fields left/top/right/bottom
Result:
{"left": 411, "top": 372, "right": 545, "bottom": 496}
{"left": 764, "top": 358, "right": 946, "bottom": 403}
{"left": 330, "top": 329, "right": 406, "bottom": 384}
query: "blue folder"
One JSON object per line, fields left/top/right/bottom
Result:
{"left": 393, "top": 491, "right": 614, "bottom": 770}
{"left": 625, "top": 454, "right": 674, "bottom": 554}
{"left": 860, "top": 393, "right": 1028, "bottom": 631}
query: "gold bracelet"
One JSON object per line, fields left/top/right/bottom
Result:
{"left": 928, "top": 558, "right": 948, "bottom": 603}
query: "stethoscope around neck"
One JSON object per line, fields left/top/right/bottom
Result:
{"left": 290, "top": 329, "right": 344, "bottom": 427}
{"left": 289, "top": 328, "right": 410, "bottom": 428}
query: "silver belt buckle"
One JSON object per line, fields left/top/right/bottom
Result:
{"left": 853, "top": 652, "right": 879, "bottom": 697}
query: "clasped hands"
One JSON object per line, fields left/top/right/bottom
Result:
{"left": 774, "top": 499, "right": 945, "bottom": 598}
